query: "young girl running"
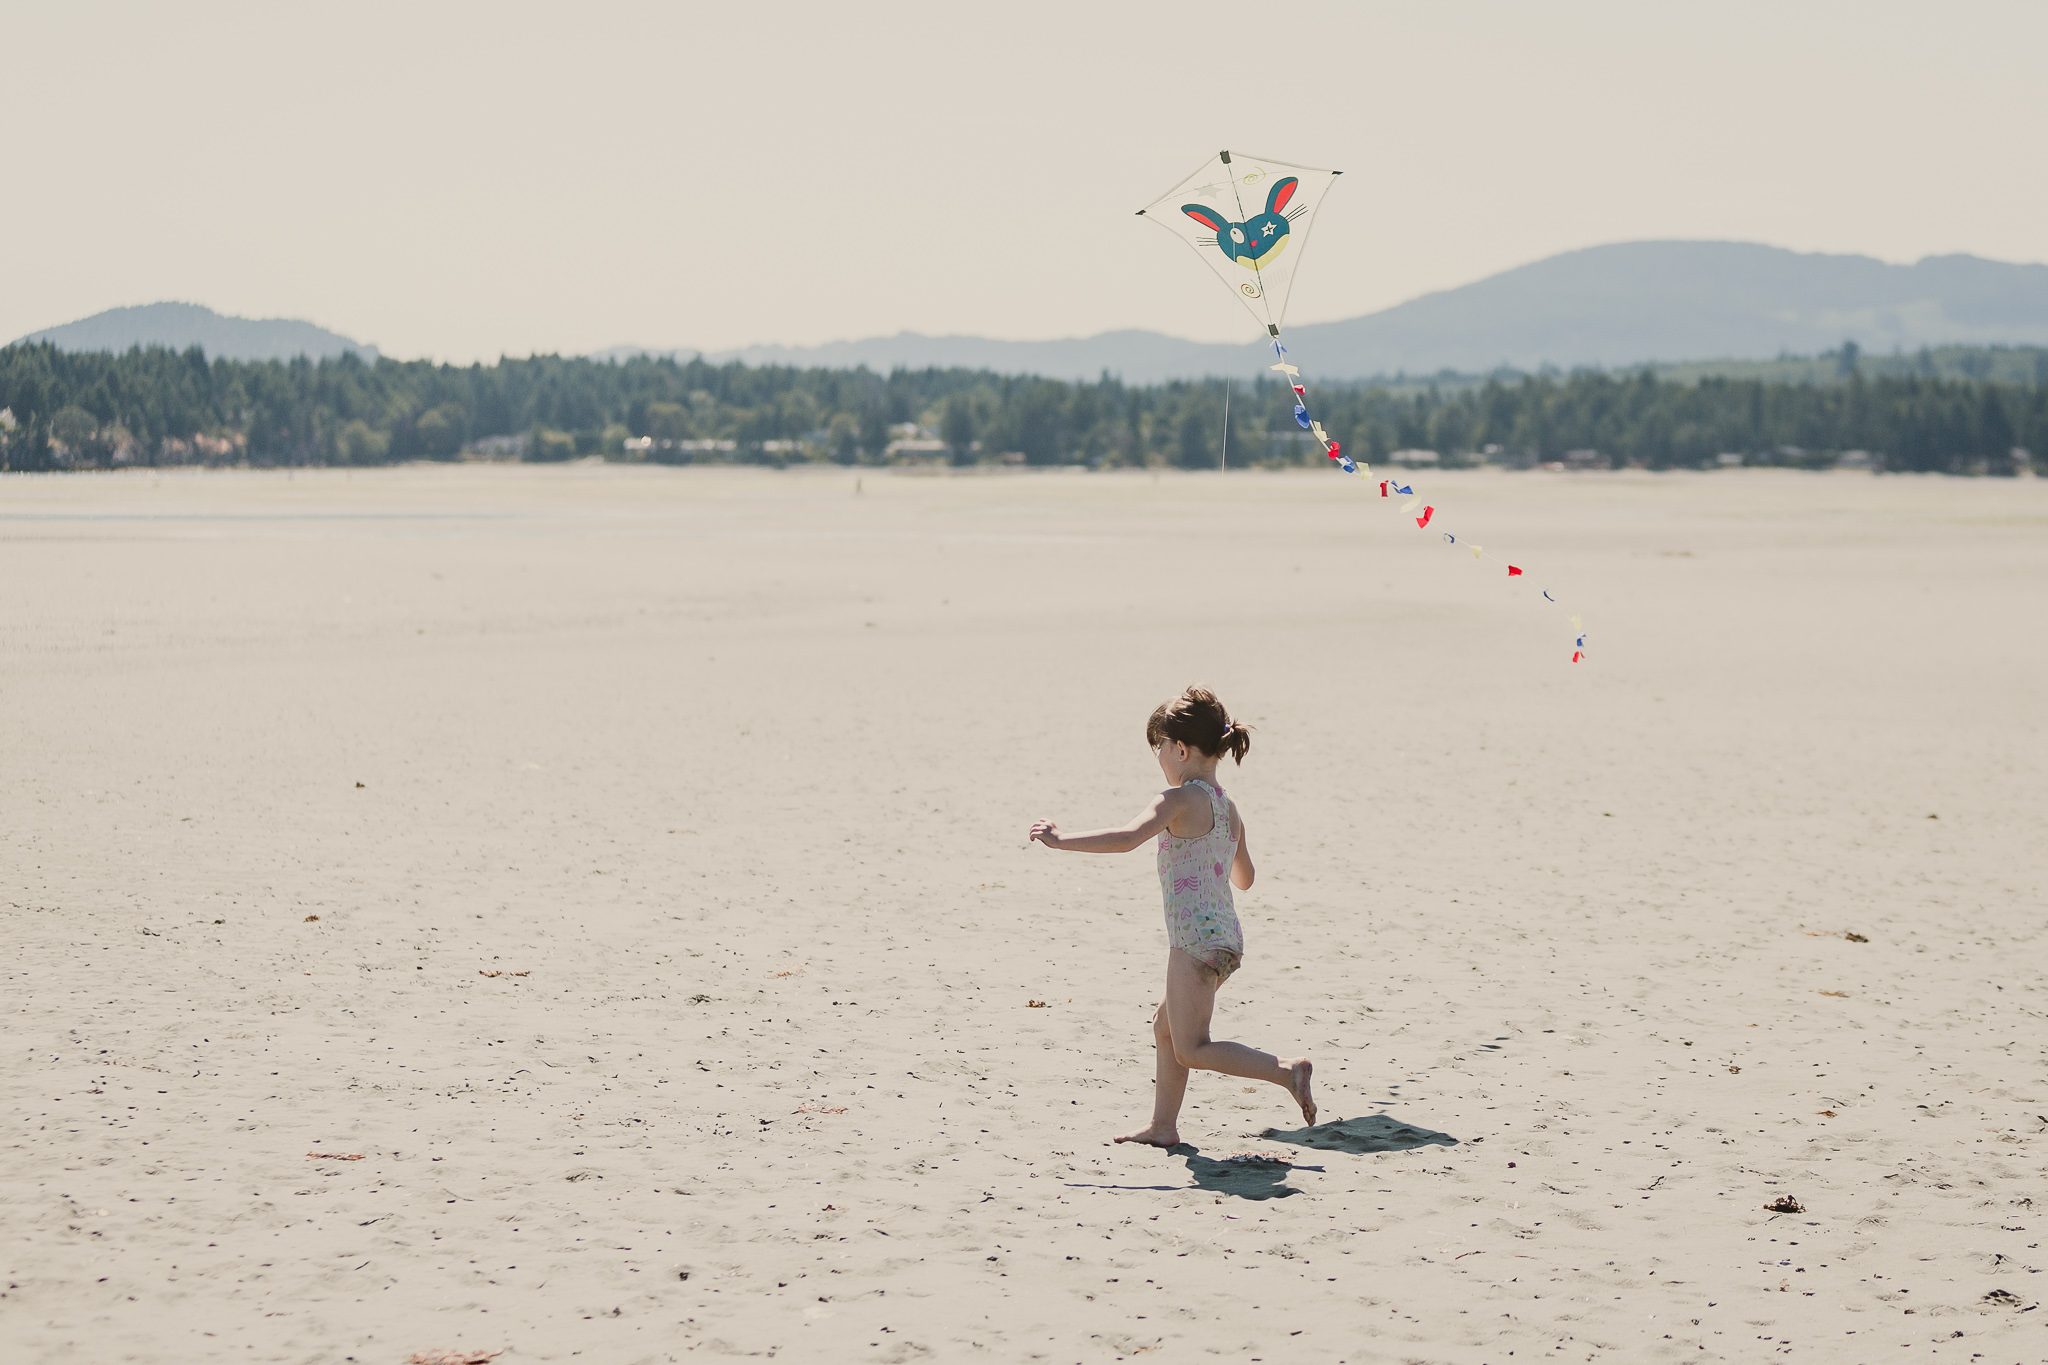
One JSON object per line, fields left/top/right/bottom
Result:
{"left": 1030, "top": 686, "right": 1315, "bottom": 1146}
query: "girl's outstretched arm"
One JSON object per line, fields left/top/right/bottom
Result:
{"left": 1030, "top": 790, "right": 1181, "bottom": 853}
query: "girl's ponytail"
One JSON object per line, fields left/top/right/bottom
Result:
{"left": 1220, "top": 717, "right": 1252, "bottom": 766}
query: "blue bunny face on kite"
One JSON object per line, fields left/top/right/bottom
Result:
{"left": 1182, "top": 176, "right": 1300, "bottom": 272}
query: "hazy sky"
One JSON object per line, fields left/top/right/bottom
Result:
{"left": 9, "top": 0, "right": 2045, "bottom": 360}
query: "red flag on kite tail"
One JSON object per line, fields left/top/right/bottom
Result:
{"left": 1415, "top": 505, "right": 1434, "bottom": 529}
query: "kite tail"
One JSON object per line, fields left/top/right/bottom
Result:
{"left": 1269, "top": 338, "right": 1587, "bottom": 662}
{"left": 1270, "top": 337, "right": 1364, "bottom": 479}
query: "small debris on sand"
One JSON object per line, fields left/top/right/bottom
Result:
{"left": 408, "top": 1351, "right": 499, "bottom": 1365}
{"left": 478, "top": 970, "right": 530, "bottom": 978}
{"left": 303, "top": 915, "right": 319, "bottom": 922}
{"left": 308, "top": 1152, "right": 364, "bottom": 1161}
{"left": 1819, "top": 989, "right": 1849, "bottom": 997}
{"left": 1764, "top": 1195, "right": 1804, "bottom": 1213}
{"left": 1027, "top": 1000, "right": 1047, "bottom": 1008}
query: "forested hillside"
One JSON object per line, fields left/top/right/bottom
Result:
{"left": 1, "top": 342, "right": 2040, "bottom": 475}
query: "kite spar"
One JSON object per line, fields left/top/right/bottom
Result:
{"left": 1137, "top": 150, "right": 1587, "bottom": 662}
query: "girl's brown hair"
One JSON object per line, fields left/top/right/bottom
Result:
{"left": 1145, "top": 685, "right": 1252, "bottom": 765}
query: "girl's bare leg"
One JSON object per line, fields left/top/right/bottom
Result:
{"left": 1112, "top": 1001, "right": 1188, "bottom": 1146}
{"left": 1114, "top": 951, "right": 1315, "bottom": 1145}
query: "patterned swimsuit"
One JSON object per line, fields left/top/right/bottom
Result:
{"left": 1157, "top": 778, "right": 1244, "bottom": 982}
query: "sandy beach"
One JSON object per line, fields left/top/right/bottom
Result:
{"left": 3, "top": 462, "right": 2044, "bottom": 1364}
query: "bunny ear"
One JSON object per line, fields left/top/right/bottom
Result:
{"left": 1180, "top": 203, "right": 1230, "bottom": 233}
{"left": 1266, "top": 177, "right": 1299, "bottom": 215}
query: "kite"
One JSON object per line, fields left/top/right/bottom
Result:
{"left": 1138, "top": 150, "right": 1587, "bottom": 661}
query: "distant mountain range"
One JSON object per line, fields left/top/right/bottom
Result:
{"left": 1281, "top": 241, "right": 2048, "bottom": 379}
{"left": 19, "top": 241, "right": 2048, "bottom": 381}
{"left": 11, "top": 301, "right": 376, "bottom": 362}
{"left": 614, "top": 241, "right": 2048, "bottom": 381}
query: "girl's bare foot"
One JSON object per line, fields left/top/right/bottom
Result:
{"left": 1113, "top": 1122, "right": 1180, "bottom": 1147}
{"left": 1286, "top": 1059, "right": 1316, "bottom": 1126}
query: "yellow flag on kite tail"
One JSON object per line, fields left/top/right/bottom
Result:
{"left": 1137, "top": 150, "right": 1588, "bottom": 662}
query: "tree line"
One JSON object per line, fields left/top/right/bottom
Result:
{"left": 1, "top": 340, "right": 2042, "bottom": 475}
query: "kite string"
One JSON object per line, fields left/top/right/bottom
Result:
{"left": 1276, "top": 336, "right": 1587, "bottom": 662}
{"left": 1221, "top": 379, "right": 1230, "bottom": 473}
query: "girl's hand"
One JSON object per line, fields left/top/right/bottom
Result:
{"left": 1029, "top": 819, "right": 1062, "bottom": 848}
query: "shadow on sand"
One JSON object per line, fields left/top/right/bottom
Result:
{"left": 1171, "top": 1144, "right": 1322, "bottom": 1201}
{"left": 1257, "top": 1113, "right": 1461, "bottom": 1155}
{"left": 1062, "top": 1143, "right": 1326, "bottom": 1201}
{"left": 1064, "top": 1115, "right": 1458, "bottom": 1202}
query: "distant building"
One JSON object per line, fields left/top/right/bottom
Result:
{"left": 621, "top": 437, "right": 739, "bottom": 458}
{"left": 1715, "top": 452, "right": 1745, "bottom": 467}
{"left": 884, "top": 421, "right": 951, "bottom": 460}
{"left": 1390, "top": 449, "right": 1440, "bottom": 465}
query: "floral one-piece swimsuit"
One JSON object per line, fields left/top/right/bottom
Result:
{"left": 1156, "top": 778, "right": 1243, "bottom": 982}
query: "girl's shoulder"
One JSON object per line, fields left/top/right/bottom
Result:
{"left": 1158, "top": 782, "right": 1219, "bottom": 839}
